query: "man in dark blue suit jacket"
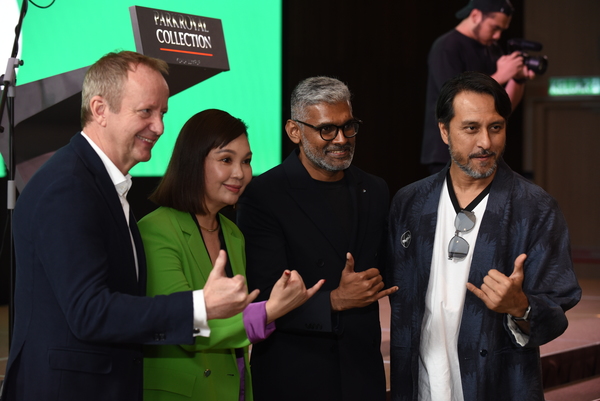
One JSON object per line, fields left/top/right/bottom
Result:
{"left": 0, "top": 51, "right": 258, "bottom": 401}
{"left": 389, "top": 72, "right": 581, "bottom": 400}
{"left": 237, "top": 76, "right": 398, "bottom": 401}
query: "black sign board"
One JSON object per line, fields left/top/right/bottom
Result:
{"left": 130, "top": 5, "right": 230, "bottom": 95}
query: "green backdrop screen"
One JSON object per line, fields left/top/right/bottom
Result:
{"left": 5, "top": 0, "right": 281, "bottom": 177}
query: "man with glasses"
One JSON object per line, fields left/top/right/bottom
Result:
{"left": 237, "top": 76, "right": 396, "bottom": 401}
{"left": 388, "top": 71, "right": 581, "bottom": 401}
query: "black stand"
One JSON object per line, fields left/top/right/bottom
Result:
{"left": 0, "top": 0, "right": 28, "bottom": 350}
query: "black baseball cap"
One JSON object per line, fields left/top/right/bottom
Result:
{"left": 455, "top": 0, "right": 514, "bottom": 19}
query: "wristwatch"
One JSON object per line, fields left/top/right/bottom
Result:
{"left": 509, "top": 305, "right": 531, "bottom": 322}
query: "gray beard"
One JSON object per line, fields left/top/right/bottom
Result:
{"left": 448, "top": 134, "right": 502, "bottom": 179}
{"left": 450, "top": 149, "right": 498, "bottom": 179}
{"left": 300, "top": 134, "right": 354, "bottom": 172}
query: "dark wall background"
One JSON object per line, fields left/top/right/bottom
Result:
{"left": 0, "top": 0, "right": 526, "bottom": 304}
{"left": 281, "top": 0, "right": 525, "bottom": 197}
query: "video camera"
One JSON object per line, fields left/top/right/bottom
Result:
{"left": 507, "top": 38, "right": 548, "bottom": 75}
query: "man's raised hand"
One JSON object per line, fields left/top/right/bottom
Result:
{"left": 466, "top": 253, "right": 529, "bottom": 317}
{"left": 265, "top": 270, "right": 325, "bottom": 323}
{"left": 204, "top": 250, "right": 260, "bottom": 320}
{"left": 330, "top": 253, "right": 398, "bottom": 312}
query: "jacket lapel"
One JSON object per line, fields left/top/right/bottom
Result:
{"left": 71, "top": 133, "right": 140, "bottom": 286}
{"left": 462, "top": 160, "right": 513, "bottom": 343}
{"left": 173, "top": 211, "right": 211, "bottom": 284}
{"left": 221, "top": 218, "right": 245, "bottom": 276}
{"left": 71, "top": 134, "right": 130, "bottom": 233}
{"left": 174, "top": 211, "right": 245, "bottom": 281}
{"left": 416, "top": 169, "right": 447, "bottom": 291}
{"left": 345, "top": 167, "right": 364, "bottom": 255}
{"left": 469, "top": 159, "right": 513, "bottom": 280}
{"left": 282, "top": 150, "right": 352, "bottom": 258}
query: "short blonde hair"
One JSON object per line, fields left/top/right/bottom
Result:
{"left": 80, "top": 51, "right": 168, "bottom": 127}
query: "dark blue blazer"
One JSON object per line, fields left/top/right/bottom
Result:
{"left": 2, "top": 133, "right": 194, "bottom": 401}
{"left": 388, "top": 160, "right": 582, "bottom": 401}
{"left": 237, "top": 150, "right": 389, "bottom": 401}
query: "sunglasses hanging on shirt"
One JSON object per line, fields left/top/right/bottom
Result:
{"left": 446, "top": 171, "right": 492, "bottom": 260}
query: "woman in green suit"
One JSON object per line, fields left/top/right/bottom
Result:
{"left": 139, "top": 109, "right": 323, "bottom": 401}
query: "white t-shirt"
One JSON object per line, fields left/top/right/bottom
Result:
{"left": 418, "top": 179, "right": 489, "bottom": 401}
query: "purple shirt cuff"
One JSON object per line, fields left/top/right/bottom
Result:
{"left": 243, "top": 301, "right": 276, "bottom": 343}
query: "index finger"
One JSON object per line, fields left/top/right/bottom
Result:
{"left": 361, "top": 267, "right": 382, "bottom": 280}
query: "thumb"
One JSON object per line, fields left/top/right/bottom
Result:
{"left": 207, "top": 250, "right": 228, "bottom": 281}
{"left": 342, "top": 252, "right": 355, "bottom": 274}
{"left": 510, "top": 253, "right": 527, "bottom": 283}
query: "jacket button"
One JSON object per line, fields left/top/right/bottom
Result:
{"left": 204, "top": 369, "right": 212, "bottom": 377}
{"left": 480, "top": 349, "right": 488, "bottom": 357}
{"left": 317, "top": 259, "right": 325, "bottom": 267}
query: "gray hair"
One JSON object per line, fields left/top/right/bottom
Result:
{"left": 290, "top": 76, "right": 352, "bottom": 121}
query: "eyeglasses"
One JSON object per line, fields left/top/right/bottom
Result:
{"left": 292, "top": 119, "right": 362, "bottom": 141}
{"left": 448, "top": 210, "right": 476, "bottom": 260}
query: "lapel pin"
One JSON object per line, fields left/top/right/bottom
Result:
{"left": 401, "top": 231, "right": 411, "bottom": 248}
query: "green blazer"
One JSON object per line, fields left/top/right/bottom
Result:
{"left": 138, "top": 207, "right": 253, "bottom": 401}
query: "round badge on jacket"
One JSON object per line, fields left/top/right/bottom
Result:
{"left": 400, "top": 231, "right": 411, "bottom": 248}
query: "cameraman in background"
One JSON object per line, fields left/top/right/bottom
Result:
{"left": 421, "top": 0, "right": 535, "bottom": 175}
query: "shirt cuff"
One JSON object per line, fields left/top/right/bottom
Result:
{"left": 506, "top": 315, "right": 529, "bottom": 346}
{"left": 243, "top": 301, "right": 276, "bottom": 343}
{"left": 192, "top": 289, "right": 210, "bottom": 337}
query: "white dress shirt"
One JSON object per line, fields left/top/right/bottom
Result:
{"left": 81, "top": 132, "right": 210, "bottom": 337}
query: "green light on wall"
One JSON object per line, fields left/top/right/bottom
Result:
{"left": 549, "top": 77, "right": 600, "bottom": 96}
{"left": 0, "top": 0, "right": 282, "bottom": 179}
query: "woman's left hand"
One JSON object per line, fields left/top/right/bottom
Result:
{"left": 265, "top": 271, "right": 325, "bottom": 323}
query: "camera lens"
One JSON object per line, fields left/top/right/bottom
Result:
{"left": 524, "top": 55, "right": 548, "bottom": 75}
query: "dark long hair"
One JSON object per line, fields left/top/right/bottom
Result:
{"left": 150, "top": 109, "right": 248, "bottom": 215}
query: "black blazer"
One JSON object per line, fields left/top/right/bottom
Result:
{"left": 2, "top": 134, "right": 194, "bottom": 401}
{"left": 237, "top": 150, "right": 389, "bottom": 401}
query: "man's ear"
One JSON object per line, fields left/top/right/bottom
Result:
{"left": 439, "top": 122, "right": 450, "bottom": 145}
{"left": 469, "top": 9, "right": 483, "bottom": 25}
{"left": 90, "top": 95, "right": 108, "bottom": 127}
{"left": 285, "top": 119, "right": 301, "bottom": 144}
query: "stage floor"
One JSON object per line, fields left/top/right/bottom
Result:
{"left": 1, "top": 279, "right": 599, "bottom": 400}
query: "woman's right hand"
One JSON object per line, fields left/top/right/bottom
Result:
{"left": 265, "top": 271, "right": 325, "bottom": 324}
